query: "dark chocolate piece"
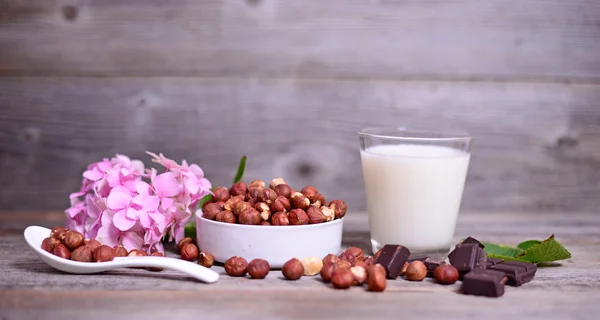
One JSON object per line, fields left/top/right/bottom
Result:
{"left": 486, "top": 258, "right": 504, "bottom": 268}
{"left": 423, "top": 257, "right": 445, "bottom": 277}
{"left": 461, "top": 269, "right": 508, "bottom": 298}
{"left": 461, "top": 236, "right": 484, "bottom": 248}
{"left": 488, "top": 260, "right": 537, "bottom": 286}
{"left": 374, "top": 244, "right": 411, "bottom": 279}
{"left": 449, "top": 243, "right": 487, "bottom": 273}
{"left": 407, "top": 255, "right": 429, "bottom": 263}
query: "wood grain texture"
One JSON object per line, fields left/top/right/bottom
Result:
{"left": 1, "top": 0, "right": 599, "bottom": 80}
{"left": 1, "top": 77, "right": 600, "bottom": 212}
{"left": 0, "top": 212, "right": 599, "bottom": 320}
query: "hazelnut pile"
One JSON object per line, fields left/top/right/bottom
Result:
{"left": 202, "top": 178, "right": 347, "bottom": 226}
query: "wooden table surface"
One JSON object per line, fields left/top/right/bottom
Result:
{"left": 1, "top": 211, "right": 599, "bottom": 320}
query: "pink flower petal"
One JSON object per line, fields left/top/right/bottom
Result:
{"left": 96, "top": 224, "right": 121, "bottom": 248}
{"left": 69, "top": 192, "right": 86, "bottom": 200}
{"left": 188, "top": 164, "right": 204, "bottom": 178}
{"left": 106, "top": 190, "right": 132, "bottom": 211}
{"left": 143, "top": 196, "right": 160, "bottom": 212}
{"left": 184, "top": 175, "right": 200, "bottom": 194}
{"left": 83, "top": 169, "right": 103, "bottom": 181}
{"left": 121, "top": 231, "right": 144, "bottom": 252}
{"left": 113, "top": 209, "right": 136, "bottom": 231}
{"left": 154, "top": 172, "right": 180, "bottom": 197}
{"left": 136, "top": 181, "right": 152, "bottom": 196}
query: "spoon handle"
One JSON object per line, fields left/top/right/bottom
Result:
{"left": 107, "top": 257, "right": 220, "bottom": 283}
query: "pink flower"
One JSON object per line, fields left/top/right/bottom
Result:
{"left": 96, "top": 210, "right": 144, "bottom": 251}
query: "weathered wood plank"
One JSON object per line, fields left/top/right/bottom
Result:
{"left": 1, "top": 77, "right": 600, "bottom": 212}
{"left": 1, "top": 0, "right": 599, "bottom": 80}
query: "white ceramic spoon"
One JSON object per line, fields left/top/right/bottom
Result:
{"left": 24, "top": 226, "right": 219, "bottom": 283}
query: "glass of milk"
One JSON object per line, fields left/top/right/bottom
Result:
{"left": 359, "top": 127, "right": 472, "bottom": 256}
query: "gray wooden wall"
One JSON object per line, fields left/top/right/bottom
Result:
{"left": 1, "top": 0, "right": 599, "bottom": 213}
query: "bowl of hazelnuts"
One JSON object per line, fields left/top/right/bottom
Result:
{"left": 196, "top": 178, "right": 348, "bottom": 268}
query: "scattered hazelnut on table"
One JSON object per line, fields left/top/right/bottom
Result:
{"left": 329, "top": 200, "right": 347, "bottom": 219}
{"left": 239, "top": 208, "right": 261, "bottom": 225}
{"left": 364, "top": 256, "right": 375, "bottom": 266}
{"left": 202, "top": 203, "right": 222, "bottom": 220}
{"left": 400, "top": 262, "right": 409, "bottom": 276}
{"left": 93, "top": 245, "right": 115, "bottom": 262}
{"left": 271, "top": 212, "right": 290, "bottom": 225}
{"left": 271, "top": 196, "right": 291, "bottom": 213}
{"left": 350, "top": 266, "right": 368, "bottom": 285}
{"left": 233, "top": 201, "right": 252, "bottom": 218}
{"left": 290, "top": 192, "right": 310, "bottom": 210}
{"left": 322, "top": 254, "right": 340, "bottom": 265}
{"left": 198, "top": 252, "right": 214, "bottom": 268}
{"left": 273, "top": 184, "right": 292, "bottom": 198}
{"left": 149, "top": 252, "right": 165, "bottom": 271}
{"left": 320, "top": 206, "right": 335, "bottom": 222}
{"left": 306, "top": 206, "right": 326, "bottom": 224}
{"left": 53, "top": 243, "right": 71, "bottom": 259}
{"left": 345, "top": 247, "right": 365, "bottom": 261}
{"left": 336, "top": 260, "right": 352, "bottom": 270}
{"left": 216, "top": 210, "right": 236, "bottom": 223}
{"left": 367, "top": 264, "right": 387, "bottom": 292}
{"left": 212, "top": 186, "right": 230, "bottom": 202}
{"left": 355, "top": 260, "right": 368, "bottom": 269}
{"left": 225, "top": 256, "right": 248, "bottom": 277}
{"left": 282, "top": 258, "right": 304, "bottom": 280}
{"left": 64, "top": 230, "right": 85, "bottom": 251}
{"left": 269, "top": 178, "right": 287, "bottom": 189}
{"left": 177, "top": 237, "right": 194, "bottom": 252}
{"left": 433, "top": 264, "right": 459, "bottom": 285}
{"left": 405, "top": 261, "right": 427, "bottom": 281}
{"left": 50, "top": 226, "right": 68, "bottom": 241}
{"left": 128, "top": 249, "right": 148, "bottom": 257}
{"left": 114, "top": 245, "right": 128, "bottom": 257}
{"left": 230, "top": 182, "right": 247, "bottom": 197}
{"left": 247, "top": 259, "right": 270, "bottom": 279}
{"left": 180, "top": 243, "right": 199, "bottom": 261}
{"left": 300, "top": 256, "right": 324, "bottom": 276}
{"left": 339, "top": 252, "right": 356, "bottom": 266}
{"left": 255, "top": 202, "right": 272, "bottom": 221}
{"left": 320, "top": 261, "right": 336, "bottom": 283}
{"left": 331, "top": 268, "right": 354, "bottom": 289}
{"left": 248, "top": 180, "right": 266, "bottom": 190}
{"left": 289, "top": 209, "right": 309, "bottom": 225}
{"left": 223, "top": 195, "right": 244, "bottom": 211}
{"left": 41, "top": 237, "right": 61, "bottom": 253}
{"left": 71, "top": 245, "right": 93, "bottom": 262}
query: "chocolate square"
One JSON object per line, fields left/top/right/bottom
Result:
{"left": 374, "top": 245, "right": 411, "bottom": 279}
{"left": 423, "top": 257, "right": 445, "bottom": 277}
{"left": 486, "top": 258, "right": 504, "bottom": 268}
{"left": 461, "top": 236, "right": 484, "bottom": 248}
{"left": 449, "top": 243, "right": 484, "bottom": 273}
{"left": 461, "top": 269, "right": 508, "bottom": 298}
{"left": 488, "top": 260, "right": 537, "bottom": 286}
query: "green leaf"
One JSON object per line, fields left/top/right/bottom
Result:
{"left": 197, "top": 194, "right": 213, "bottom": 210}
{"left": 184, "top": 223, "right": 196, "bottom": 238}
{"left": 233, "top": 155, "right": 247, "bottom": 184}
{"left": 517, "top": 240, "right": 542, "bottom": 251}
{"left": 516, "top": 234, "right": 572, "bottom": 263}
{"left": 482, "top": 242, "right": 525, "bottom": 257}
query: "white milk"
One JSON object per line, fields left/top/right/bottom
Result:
{"left": 360, "top": 144, "right": 470, "bottom": 252}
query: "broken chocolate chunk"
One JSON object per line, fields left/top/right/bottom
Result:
{"left": 488, "top": 260, "right": 537, "bottom": 286}
{"left": 461, "top": 268, "right": 508, "bottom": 298}
{"left": 374, "top": 244, "right": 411, "bottom": 279}
{"left": 423, "top": 257, "right": 445, "bottom": 277}
{"left": 486, "top": 258, "right": 504, "bottom": 268}
{"left": 461, "top": 236, "right": 484, "bottom": 248}
{"left": 449, "top": 243, "right": 487, "bottom": 273}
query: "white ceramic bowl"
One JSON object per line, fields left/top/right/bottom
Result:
{"left": 195, "top": 210, "right": 343, "bottom": 268}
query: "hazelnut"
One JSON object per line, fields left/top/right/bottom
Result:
{"left": 230, "top": 182, "right": 247, "bottom": 197}
{"left": 41, "top": 237, "right": 61, "bottom": 253}
{"left": 177, "top": 237, "right": 194, "bottom": 252}
{"left": 260, "top": 221, "right": 271, "bottom": 226}
{"left": 433, "top": 264, "right": 459, "bottom": 285}
{"left": 114, "top": 245, "right": 128, "bottom": 257}
{"left": 224, "top": 256, "right": 248, "bottom": 276}
{"left": 246, "top": 188, "right": 262, "bottom": 200}
{"left": 367, "top": 264, "right": 387, "bottom": 292}
{"left": 148, "top": 252, "right": 165, "bottom": 271}
{"left": 92, "top": 245, "right": 115, "bottom": 262}
{"left": 271, "top": 196, "right": 291, "bottom": 213}
{"left": 400, "top": 262, "right": 409, "bottom": 276}
{"left": 364, "top": 256, "right": 375, "bottom": 266}
{"left": 323, "top": 254, "right": 340, "bottom": 265}
{"left": 248, "top": 180, "right": 266, "bottom": 190}
{"left": 64, "top": 230, "right": 85, "bottom": 251}
{"left": 223, "top": 195, "right": 244, "bottom": 211}
{"left": 247, "top": 197, "right": 258, "bottom": 207}
{"left": 405, "top": 260, "right": 427, "bottom": 281}
{"left": 255, "top": 202, "right": 271, "bottom": 221}
{"left": 50, "top": 226, "right": 68, "bottom": 241}
{"left": 329, "top": 200, "right": 348, "bottom": 219}
{"left": 212, "top": 186, "right": 230, "bottom": 202}
{"left": 290, "top": 192, "right": 310, "bottom": 210}
{"left": 84, "top": 239, "right": 102, "bottom": 251}
{"left": 373, "top": 249, "right": 383, "bottom": 261}
{"left": 128, "top": 249, "right": 148, "bottom": 257}
{"left": 53, "top": 243, "right": 71, "bottom": 259}
{"left": 355, "top": 260, "right": 369, "bottom": 269}
{"left": 247, "top": 259, "right": 270, "bottom": 279}
{"left": 198, "top": 252, "right": 214, "bottom": 268}
{"left": 216, "top": 210, "right": 236, "bottom": 223}
{"left": 239, "top": 208, "right": 261, "bottom": 225}
{"left": 301, "top": 186, "right": 319, "bottom": 203}
{"left": 269, "top": 178, "right": 287, "bottom": 189}
{"left": 273, "top": 184, "right": 292, "bottom": 198}
{"left": 314, "top": 193, "right": 326, "bottom": 207}
{"left": 233, "top": 201, "right": 252, "bottom": 217}
{"left": 306, "top": 206, "right": 326, "bottom": 224}
{"left": 344, "top": 247, "right": 365, "bottom": 261}
{"left": 339, "top": 252, "right": 356, "bottom": 266}
{"left": 320, "top": 261, "right": 336, "bottom": 282}
{"left": 180, "top": 243, "right": 199, "bottom": 261}
{"left": 215, "top": 201, "right": 225, "bottom": 208}
{"left": 289, "top": 209, "right": 309, "bottom": 225}
{"left": 331, "top": 268, "right": 354, "bottom": 289}
{"left": 300, "top": 256, "right": 324, "bottom": 276}
{"left": 202, "top": 203, "right": 222, "bottom": 220}
{"left": 71, "top": 245, "right": 93, "bottom": 262}
{"left": 335, "top": 260, "right": 352, "bottom": 270}
{"left": 350, "top": 266, "right": 368, "bottom": 285}
{"left": 320, "top": 206, "right": 335, "bottom": 222}
{"left": 282, "top": 258, "right": 304, "bottom": 280}
{"left": 271, "top": 212, "right": 290, "bottom": 225}
{"left": 257, "top": 188, "right": 276, "bottom": 204}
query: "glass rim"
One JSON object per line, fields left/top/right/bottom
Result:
{"left": 358, "top": 127, "right": 472, "bottom": 142}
